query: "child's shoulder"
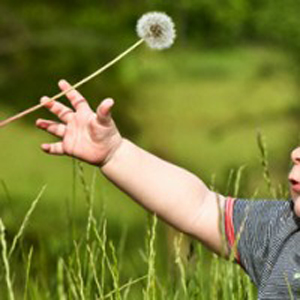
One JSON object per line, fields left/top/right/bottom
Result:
{"left": 232, "top": 198, "right": 293, "bottom": 226}
{"left": 228, "top": 198, "right": 300, "bottom": 298}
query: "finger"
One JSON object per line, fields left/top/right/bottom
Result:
{"left": 40, "top": 96, "right": 74, "bottom": 123}
{"left": 96, "top": 98, "right": 114, "bottom": 125}
{"left": 58, "top": 79, "right": 90, "bottom": 111}
{"left": 41, "top": 142, "right": 64, "bottom": 155}
{"left": 36, "top": 119, "right": 66, "bottom": 138}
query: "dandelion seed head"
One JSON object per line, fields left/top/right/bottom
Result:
{"left": 137, "top": 12, "right": 176, "bottom": 50}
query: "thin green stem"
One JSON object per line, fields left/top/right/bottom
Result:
{"left": 9, "top": 185, "right": 46, "bottom": 258}
{"left": 0, "top": 219, "right": 15, "bottom": 300}
{"left": 23, "top": 247, "right": 33, "bottom": 300}
{"left": 0, "top": 39, "right": 144, "bottom": 128}
{"left": 103, "top": 275, "right": 148, "bottom": 299}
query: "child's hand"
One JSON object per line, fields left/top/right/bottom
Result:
{"left": 36, "top": 80, "right": 122, "bottom": 166}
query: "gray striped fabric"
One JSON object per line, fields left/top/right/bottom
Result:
{"left": 232, "top": 199, "right": 300, "bottom": 299}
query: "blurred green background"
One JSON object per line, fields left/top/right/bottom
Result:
{"left": 1, "top": 0, "right": 300, "bottom": 296}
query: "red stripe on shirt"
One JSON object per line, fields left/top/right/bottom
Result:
{"left": 225, "top": 197, "right": 240, "bottom": 264}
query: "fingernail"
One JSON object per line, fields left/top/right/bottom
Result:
{"left": 105, "top": 98, "right": 114, "bottom": 107}
{"left": 41, "top": 144, "right": 50, "bottom": 151}
{"left": 40, "top": 96, "right": 49, "bottom": 103}
{"left": 59, "top": 79, "right": 67, "bottom": 86}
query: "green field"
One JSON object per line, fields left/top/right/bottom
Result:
{"left": 0, "top": 45, "right": 298, "bottom": 299}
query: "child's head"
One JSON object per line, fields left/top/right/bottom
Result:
{"left": 289, "top": 147, "right": 300, "bottom": 216}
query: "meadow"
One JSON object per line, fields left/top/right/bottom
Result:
{"left": 0, "top": 45, "right": 299, "bottom": 299}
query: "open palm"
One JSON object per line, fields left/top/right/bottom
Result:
{"left": 36, "top": 80, "right": 122, "bottom": 166}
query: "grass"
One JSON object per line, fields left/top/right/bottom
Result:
{"left": 0, "top": 169, "right": 258, "bottom": 299}
{"left": 0, "top": 44, "right": 299, "bottom": 298}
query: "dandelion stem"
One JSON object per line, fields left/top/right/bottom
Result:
{"left": 0, "top": 39, "right": 144, "bottom": 129}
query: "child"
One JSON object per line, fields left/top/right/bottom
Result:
{"left": 36, "top": 79, "right": 300, "bottom": 299}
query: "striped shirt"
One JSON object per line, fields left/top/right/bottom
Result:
{"left": 225, "top": 198, "right": 300, "bottom": 299}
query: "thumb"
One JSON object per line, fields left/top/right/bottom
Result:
{"left": 96, "top": 98, "right": 114, "bottom": 125}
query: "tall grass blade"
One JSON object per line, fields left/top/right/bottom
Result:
{"left": 103, "top": 275, "right": 148, "bottom": 299}
{"left": 0, "top": 179, "right": 13, "bottom": 203}
{"left": 57, "top": 257, "right": 67, "bottom": 300}
{"left": 65, "top": 263, "right": 80, "bottom": 300}
{"left": 9, "top": 185, "right": 46, "bottom": 258}
{"left": 109, "top": 241, "right": 121, "bottom": 300}
{"left": 284, "top": 273, "right": 294, "bottom": 300}
{"left": 256, "top": 130, "right": 276, "bottom": 197}
{"left": 174, "top": 233, "right": 187, "bottom": 295}
{"left": 92, "top": 219, "right": 107, "bottom": 295}
{"left": 87, "top": 244, "right": 102, "bottom": 298}
{"left": 144, "top": 214, "right": 157, "bottom": 300}
{"left": 0, "top": 219, "right": 15, "bottom": 300}
{"left": 233, "top": 165, "right": 246, "bottom": 198}
{"left": 225, "top": 169, "right": 234, "bottom": 196}
{"left": 23, "top": 247, "right": 33, "bottom": 300}
{"left": 86, "top": 170, "right": 97, "bottom": 243}
{"left": 74, "top": 241, "right": 86, "bottom": 300}
{"left": 77, "top": 162, "right": 97, "bottom": 242}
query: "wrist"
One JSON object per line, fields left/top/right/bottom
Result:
{"left": 100, "top": 136, "right": 125, "bottom": 169}
{"left": 100, "top": 138, "right": 135, "bottom": 173}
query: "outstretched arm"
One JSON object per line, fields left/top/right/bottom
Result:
{"left": 37, "top": 80, "right": 227, "bottom": 256}
{"left": 102, "top": 140, "right": 226, "bottom": 254}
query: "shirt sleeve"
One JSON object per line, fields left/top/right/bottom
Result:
{"left": 224, "top": 197, "right": 290, "bottom": 286}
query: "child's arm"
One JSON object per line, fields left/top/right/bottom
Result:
{"left": 102, "top": 139, "right": 226, "bottom": 254}
{"left": 37, "top": 80, "right": 227, "bottom": 256}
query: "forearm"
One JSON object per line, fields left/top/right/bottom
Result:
{"left": 101, "top": 138, "right": 216, "bottom": 236}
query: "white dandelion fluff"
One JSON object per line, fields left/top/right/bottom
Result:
{"left": 137, "top": 12, "right": 176, "bottom": 50}
{"left": 0, "top": 12, "right": 177, "bottom": 128}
